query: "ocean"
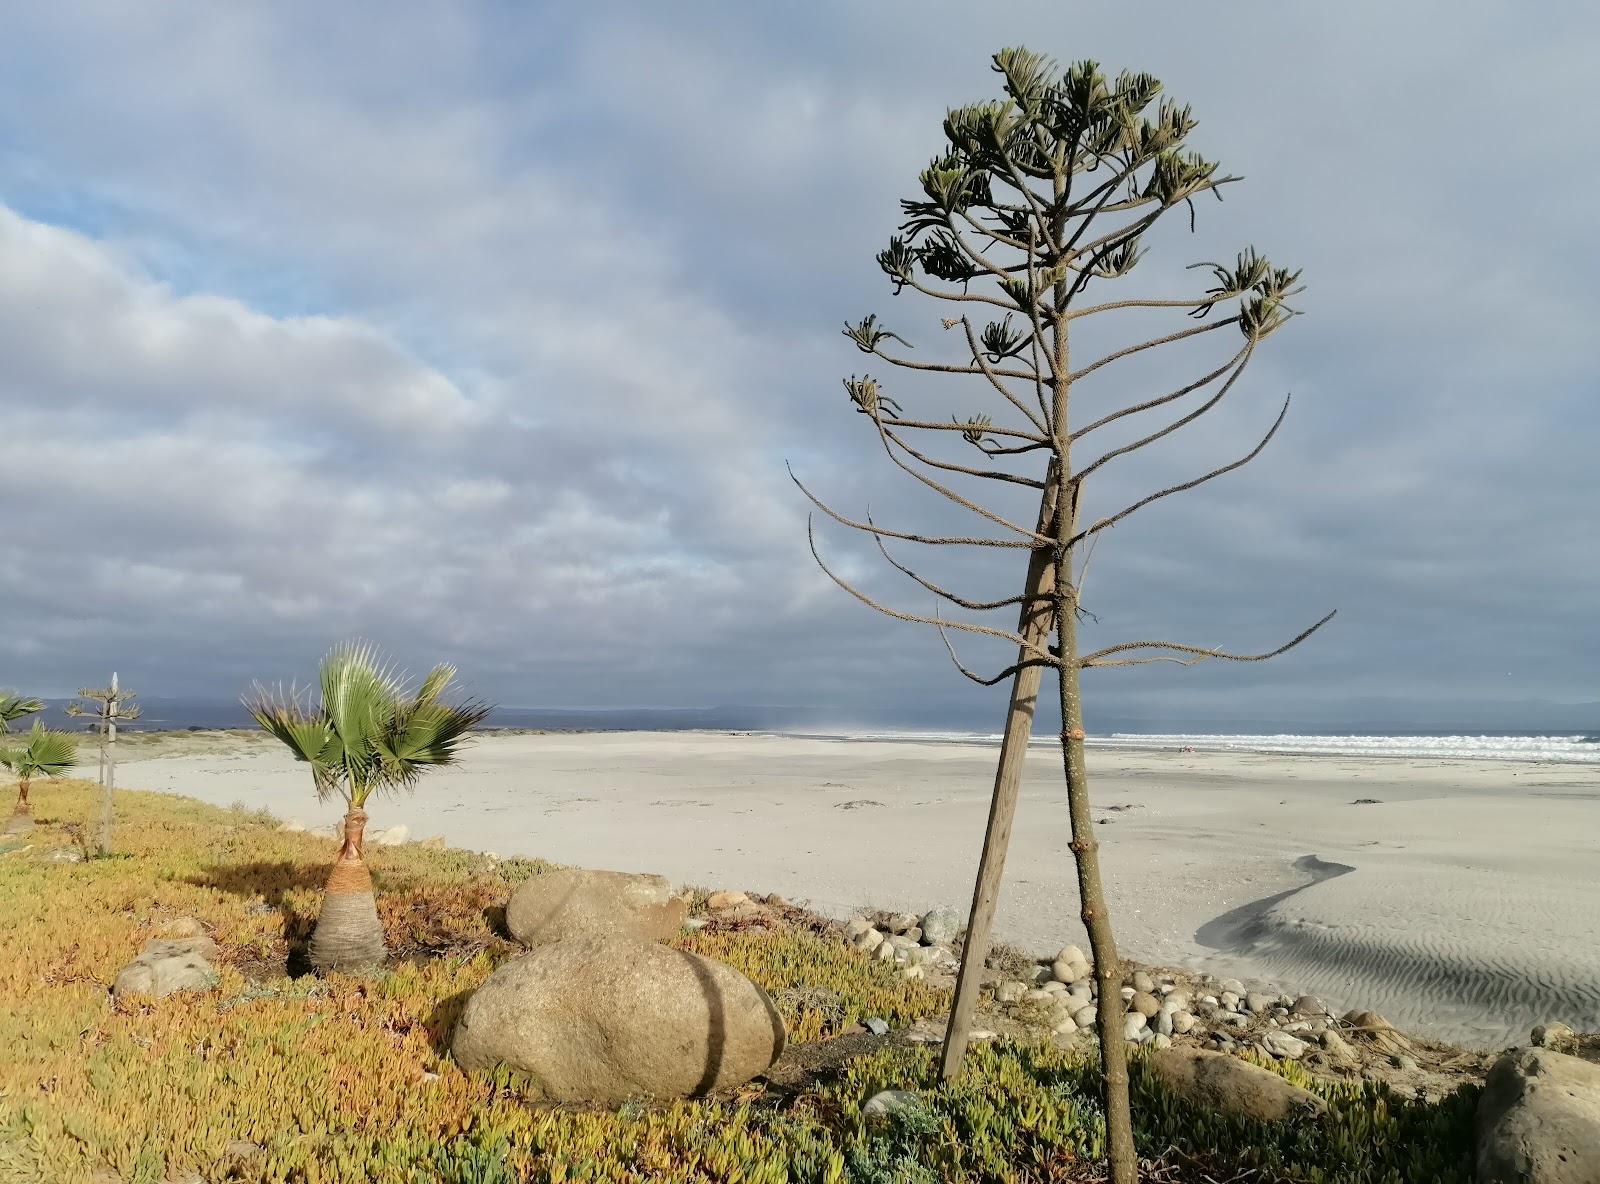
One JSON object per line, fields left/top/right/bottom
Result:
{"left": 773, "top": 729, "right": 1600, "bottom": 765}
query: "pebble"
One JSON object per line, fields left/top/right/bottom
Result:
{"left": 886, "top": 913, "right": 920, "bottom": 935}
{"left": 1128, "top": 991, "right": 1160, "bottom": 1019}
{"left": 1052, "top": 959, "right": 1088, "bottom": 984}
{"left": 1151, "top": 1034, "right": 1172, "bottom": 1049}
{"left": 1164, "top": 993, "right": 1189, "bottom": 1013}
{"left": 863, "top": 1017, "right": 890, "bottom": 1036}
{"left": 1124, "top": 1013, "right": 1148, "bottom": 1039}
{"left": 1119, "top": 986, "right": 1136, "bottom": 1002}
{"left": 901, "top": 926, "right": 923, "bottom": 945}
{"left": 863, "top": 1089, "right": 920, "bottom": 1119}
{"left": 1219, "top": 991, "right": 1241, "bottom": 1011}
{"left": 1321, "top": 1030, "right": 1356, "bottom": 1062}
{"left": 844, "top": 918, "right": 875, "bottom": 941}
{"left": 1041, "top": 980, "right": 1066, "bottom": 994}
{"left": 1292, "top": 994, "right": 1328, "bottom": 1017}
{"left": 1055, "top": 944, "right": 1086, "bottom": 965}
{"left": 1219, "top": 978, "right": 1246, "bottom": 995}
{"left": 1053, "top": 1015, "right": 1077, "bottom": 1035}
{"left": 1532, "top": 1021, "right": 1577, "bottom": 1049}
{"left": 994, "top": 981, "right": 1027, "bottom": 1004}
{"left": 1154, "top": 1010, "right": 1174, "bottom": 1037}
{"left": 1246, "top": 992, "right": 1273, "bottom": 1014}
{"left": 874, "top": 941, "right": 896, "bottom": 962}
{"left": 1391, "top": 1053, "right": 1419, "bottom": 1072}
{"left": 853, "top": 928, "right": 884, "bottom": 953}
{"left": 900, "top": 966, "right": 924, "bottom": 981}
{"left": 1201, "top": 995, "right": 1218, "bottom": 1007}
{"left": 1260, "top": 1031, "right": 1309, "bottom": 1060}
{"left": 919, "top": 906, "right": 961, "bottom": 946}
{"left": 1131, "top": 971, "right": 1155, "bottom": 994}
{"left": 1027, "top": 988, "right": 1054, "bottom": 1003}
{"left": 707, "top": 891, "right": 749, "bottom": 910}
{"left": 1073, "top": 1006, "right": 1098, "bottom": 1028}
{"left": 1171, "top": 1010, "right": 1197, "bottom": 1035}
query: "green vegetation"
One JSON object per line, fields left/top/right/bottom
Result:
{"left": 0, "top": 720, "right": 77, "bottom": 831}
{"left": 244, "top": 641, "right": 494, "bottom": 969}
{"left": 0, "top": 778, "right": 1481, "bottom": 1183}
{"left": 0, "top": 690, "right": 43, "bottom": 733}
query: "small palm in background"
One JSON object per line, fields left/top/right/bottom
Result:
{"left": 1, "top": 721, "right": 78, "bottom": 835}
{"left": 244, "top": 641, "right": 493, "bottom": 971}
{"left": 0, "top": 690, "right": 43, "bottom": 733}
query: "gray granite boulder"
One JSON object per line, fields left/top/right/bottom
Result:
{"left": 112, "top": 936, "right": 219, "bottom": 999}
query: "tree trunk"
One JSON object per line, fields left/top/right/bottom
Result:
{"left": 99, "top": 715, "right": 116, "bottom": 857}
{"left": 4, "top": 777, "right": 32, "bottom": 835}
{"left": 308, "top": 807, "right": 387, "bottom": 971}
{"left": 939, "top": 469, "right": 1059, "bottom": 1080}
{"left": 1055, "top": 547, "right": 1137, "bottom": 1184}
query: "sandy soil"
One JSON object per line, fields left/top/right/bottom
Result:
{"left": 110, "top": 729, "right": 1600, "bottom": 1048}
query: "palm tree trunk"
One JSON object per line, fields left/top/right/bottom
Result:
{"left": 308, "top": 806, "right": 386, "bottom": 971}
{"left": 4, "top": 776, "right": 32, "bottom": 834}
{"left": 1055, "top": 547, "right": 1137, "bottom": 1184}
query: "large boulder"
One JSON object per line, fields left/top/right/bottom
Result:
{"left": 1478, "top": 1047, "right": 1600, "bottom": 1184}
{"left": 451, "top": 936, "right": 786, "bottom": 1103}
{"left": 112, "top": 936, "right": 219, "bottom": 999}
{"left": 1145, "top": 1047, "right": 1328, "bottom": 1124}
{"left": 506, "top": 868, "right": 688, "bottom": 946}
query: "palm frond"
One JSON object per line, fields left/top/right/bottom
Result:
{"left": 0, "top": 691, "right": 44, "bottom": 733}
{"left": 0, "top": 722, "right": 78, "bottom": 778}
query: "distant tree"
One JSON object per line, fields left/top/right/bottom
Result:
{"left": 0, "top": 690, "right": 43, "bottom": 733}
{"left": 244, "top": 642, "right": 493, "bottom": 971}
{"left": 1, "top": 721, "right": 78, "bottom": 835}
{"left": 797, "top": 48, "right": 1332, "bottom": 1184}
{"left": 66, "top": 674, "right": 140, "bottom": 856}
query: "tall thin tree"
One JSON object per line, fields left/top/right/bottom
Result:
{"left": 66, "top": 674, "right": 139, "bottom": 857}
{"left": 796, "top": 49, "right": 1332, "bottom": 1184}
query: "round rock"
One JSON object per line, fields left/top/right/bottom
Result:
{"left": 919, "top": 906, "right": 961, "bottom": 946}
{"left": 452, "top": 936, "right": 785, "bottom": 1103}
{"left": 506, "top": 869, "right": 688, "bottom": 946}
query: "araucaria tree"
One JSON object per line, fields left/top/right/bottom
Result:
{"left": 797, "top": 49, "right": 1331, "bottom": 1183}
{"left": 245, "top": 642, "right": 493, "bottom": 971}
{"left": 1, "top": 721, "right": 77, "bottom": 835}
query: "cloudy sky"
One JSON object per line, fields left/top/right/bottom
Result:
{"left": 0, "top": 2, "right": 1595, "bottom": 728}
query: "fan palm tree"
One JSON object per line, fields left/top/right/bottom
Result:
{"left": 0, "top": 690, "right": 43, "bottom": 733}
{"left": 1, "top": 721, "right": 78, "bottom": 834}
{"left": 244, "top": 641, "right": 493, "bottom": 971}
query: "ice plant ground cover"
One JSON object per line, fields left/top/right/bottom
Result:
{"left": 0, "top": 780, "right": 1477, "bottom": 1183}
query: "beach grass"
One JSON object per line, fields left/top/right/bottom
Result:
{"left": 0, "top": 779, "right": 1479, "bottom": 1183}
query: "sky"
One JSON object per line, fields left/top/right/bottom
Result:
{"left": 0, "top": 2, "right": 1596, "bottom": 729}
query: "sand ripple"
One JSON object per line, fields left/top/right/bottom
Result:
{"left": 1213, "top": 863, "right": 1600, "bottom": 1046}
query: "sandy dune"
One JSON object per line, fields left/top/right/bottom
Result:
{"left": 116, "top": 730, "right": 1600, "bottom": 1047}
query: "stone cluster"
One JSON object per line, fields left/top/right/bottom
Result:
{"left": 842, "top": 906, "right": 963, "bottom": 981}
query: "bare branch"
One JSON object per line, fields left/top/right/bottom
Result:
{"left": 1074, "top": 348, "right": 1253, "bottom": 481}
{"left": 1066, "top": 291, "right": 1234, "bottom": 320}
{"left": 1069, "top": 395, "right": 1291, "bottom": 546}
{"left": 790, "top": 467, "right": 1036, "bottom": 549}
{"left": 866, "top": 417, "right": 1053, "bottom": 542}
{"left": 868, "top": 348, "right": 1039, "bottom": 385}
{"left": 1071, "top": 345, "right": 1247, "bottom": 442}
{"left": 1066, "top": 317, "right": 1239, "bottom": 388}
{"left": 878, "top": 416, "right": 1047, "bottom": 444}
{"left": 881, "top": 426, "right": 1045, "bottom": 489}
{"left": 872, "top": 527, "right": 1038, "bottom": 612}
{"left": 807, "top": 517, "right": 1056, "bottom": 658}
{"left": 937, "top": 620, "right": 1060, "bottom": 685}
{"left": 955, "top": 317, "right": 1048, "bottom": 432}
{"left": 1079, "top": 610, "right": 1337, "bottom": 668}
{"left": 903, "top": 274, "right": 1025, "bottom": 313}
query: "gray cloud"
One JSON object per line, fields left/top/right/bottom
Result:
{"left": 0, "top": 1, "right": 1595, "bottom": 727}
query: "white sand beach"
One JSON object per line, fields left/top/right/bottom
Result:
{"left": 117, "top": 730, "right": 1600, "bottom": 1048}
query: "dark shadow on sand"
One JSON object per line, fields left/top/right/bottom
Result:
{"left": 1194, "top": 854, "right": 1354, "bottom": 954}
